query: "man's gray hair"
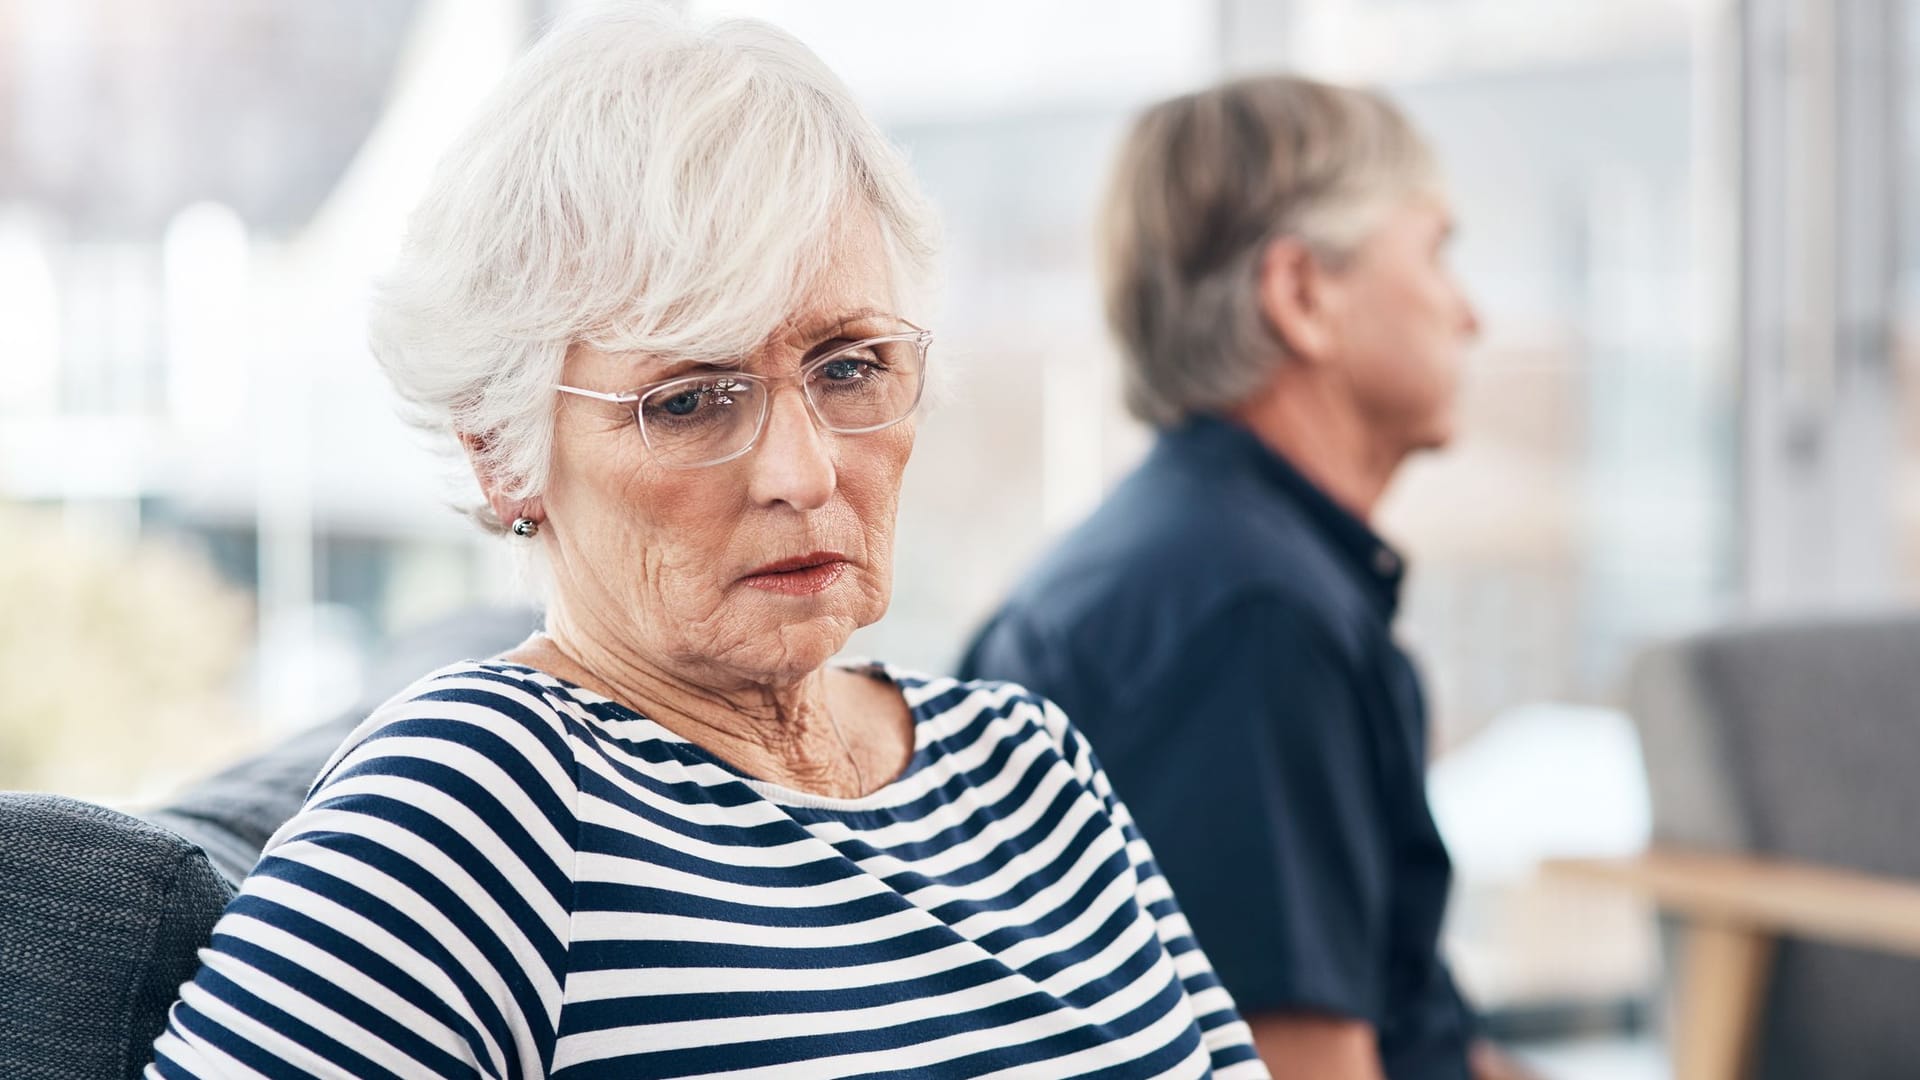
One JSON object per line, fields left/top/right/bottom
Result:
{"left": 1100, "top": 75, "right": 1437, "bottom": 429}
{"left": 369, "top": 2, "right": 939, "bottom": 531}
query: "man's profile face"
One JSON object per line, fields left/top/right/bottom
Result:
{"left": 1321, "top": 194, "right": 1480, "bottom": 453}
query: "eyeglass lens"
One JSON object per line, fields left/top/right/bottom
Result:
{"left": 635, "top": 336, "right": 925, "bottom": 467}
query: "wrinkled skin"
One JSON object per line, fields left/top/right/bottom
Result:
{"left": 476, "top": 214, "right": 916, "bottom": 797}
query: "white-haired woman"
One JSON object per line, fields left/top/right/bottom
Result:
{"left": 149, "top": 5, "right": 1267, "bottom": 1078}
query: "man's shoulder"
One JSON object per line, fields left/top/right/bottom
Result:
{"left": 975, "top": 516, "right": 1376, "bottom": 726}
{"left": 1001, "top": 460, "right": 1356, "bottom": 644}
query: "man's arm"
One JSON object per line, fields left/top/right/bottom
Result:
{"left": 1470, "top": 1039, "right": 1542, "bottom": 1080}
{"left": 1245, "top": 1011, "right": 1385, "bottom": 1080}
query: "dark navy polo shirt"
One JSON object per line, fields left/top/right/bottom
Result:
{"left": 959, "top": 416, "right": 1474, "bottom": 1080}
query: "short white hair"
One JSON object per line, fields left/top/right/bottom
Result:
{"left": 369, "top": 2, "right": 939, "bottom": 530}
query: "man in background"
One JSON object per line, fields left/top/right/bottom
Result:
{"left": 961, "top": 75, "right": 1527, "bottom": 1080}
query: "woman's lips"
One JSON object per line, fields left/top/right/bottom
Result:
{"left": 739, "top": 554, "right": 849, "bottom": 596}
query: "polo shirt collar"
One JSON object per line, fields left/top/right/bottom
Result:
{"left": 1170, "top": 415, "right": 1407, "bottom": 617}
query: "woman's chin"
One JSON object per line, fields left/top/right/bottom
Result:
{"left": 680, "top": 576, "right": 890, "bottom": 683}
{"left": 725, "top": 615, "right": 866, "bottom": 683}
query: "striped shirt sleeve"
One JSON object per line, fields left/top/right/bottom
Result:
{"left": 1038, "top": 699, "right": 1272, "bottom": 1080}
{"left": 148, "top": 672, "right": 582, "bottom": 1079}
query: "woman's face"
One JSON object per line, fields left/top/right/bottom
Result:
{"left": 533, "top": 216, "right": 917, "bottom": 690}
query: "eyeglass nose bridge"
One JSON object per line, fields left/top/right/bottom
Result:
{"left": 752, "top": 373, "right": 832, "bottom": 454}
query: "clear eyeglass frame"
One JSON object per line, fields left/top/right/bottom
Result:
{"left": 552, "top": 322, "right": 932, "bottom": 469}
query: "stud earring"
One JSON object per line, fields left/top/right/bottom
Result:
{"left": 511, "top": 517, "right": 540, "bottom": 538}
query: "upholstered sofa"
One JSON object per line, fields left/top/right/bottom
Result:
{"left": 0, "top": 608, "right": 538, "bottom": 1080}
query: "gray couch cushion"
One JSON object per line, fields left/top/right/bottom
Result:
{"left": 0, "top": 793, "right": 234, "bottom": 1080}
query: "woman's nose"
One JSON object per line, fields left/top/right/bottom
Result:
{"left": 746, "top": 387, "right": 836, "bottom": 511}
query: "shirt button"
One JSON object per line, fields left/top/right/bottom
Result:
{"left": 1374, "top": 549, "right": 1400, "bottom": 575}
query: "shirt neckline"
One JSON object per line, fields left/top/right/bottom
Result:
{"left": 488, "top": 658, "right": 943, "bottom": 812}
{"left": 1170, "top": 415, "right": 1407, "bottom": 618}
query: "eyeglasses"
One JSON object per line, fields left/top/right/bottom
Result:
{"left": 553, "top": 323, "right": 931, "bottom": 469}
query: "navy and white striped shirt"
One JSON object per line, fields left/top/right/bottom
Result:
{"left": 150, "top": 661, "right": 1268, "bottom": 1078}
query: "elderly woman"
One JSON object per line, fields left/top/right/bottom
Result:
{"left": 149, "top": 6, "right": 1265, "bottom": 1078}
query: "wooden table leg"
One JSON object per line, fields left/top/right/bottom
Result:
{"left": 1673, "top": 920, "right": 1775, "bottom": 1080}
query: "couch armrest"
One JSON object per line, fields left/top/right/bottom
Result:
{"left": 0, "top": 793, "right": 234, "bottom": 1079}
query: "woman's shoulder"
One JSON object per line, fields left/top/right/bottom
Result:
{"left": 374, "top": 658, "right": 595, "bottom": 731}
{"left": 856, "top": 661, "right": 1053, "bottom": 722}
{"left": 862, "top": 661, "right": 1092, "bottom": 778}
{"left": 259, "top": 660, "right": 596, "bottom": 885}
{"left": 310, "top": 659, "right": 595, "bottom": 794}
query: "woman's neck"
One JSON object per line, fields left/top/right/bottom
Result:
{"left": 505, "top": 613, "right": 883, "bottom": 798}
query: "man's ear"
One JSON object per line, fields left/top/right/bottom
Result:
{"left": 459, "top": 431, "right": 541, "bottom": 528}
{"left": 1256, "top": 237, "right": 1338, "bottom": 366}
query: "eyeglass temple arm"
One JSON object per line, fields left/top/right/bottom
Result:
{"left": 554, "top": 385, "right": 640, "bottom": 403}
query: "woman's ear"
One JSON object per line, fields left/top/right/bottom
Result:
{"left": 459, "top": 432, "right": 542, "bottom": 529}
{"left": 1257, "top": 237, "right": 1339, "bottom": 366}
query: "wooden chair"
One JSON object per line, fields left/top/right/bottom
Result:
{"left": 1548, "top": 614, "right": 1920, "bottom": 1079}
{"left": 1550, "top": 848, "right": 1920, "bottom": 1079}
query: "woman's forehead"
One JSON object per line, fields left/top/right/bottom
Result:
{"left": 774, "top": 304, "right": 900, "bottom": 348}
{"left": 790, "top": 209, "right": 898, "bottom": 323}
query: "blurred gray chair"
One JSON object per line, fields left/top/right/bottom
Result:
{"left": 1554, "top": 612, "right": 1920, "bottom": 1080}
{"left": 0, "top": 606, "right": 538, "bottom": 1080}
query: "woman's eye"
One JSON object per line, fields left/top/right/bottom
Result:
{"left": 648, "top": 380, "right": 743, "bottom": 421}
{"left": 820, "top": 357, "right": 877, "bottom": 381}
